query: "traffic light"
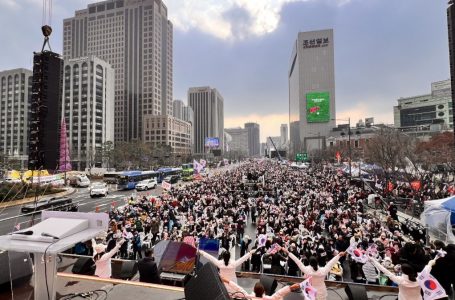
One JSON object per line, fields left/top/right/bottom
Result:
{"left": 303, "top": 153, "right": 308, "bottom": 161}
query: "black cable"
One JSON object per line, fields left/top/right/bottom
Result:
{"left": 60, "top": 289, "right": 110, "bottom": 300}
{"left": 44, "top": 241, "right": 57, "bottom": 300}
{"left": 378, "top": 294, "right": 400, "bottom": 300}
{"left": 229, "top": 291, "right": 250, "bottom": 299}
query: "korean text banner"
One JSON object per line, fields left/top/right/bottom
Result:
{"left": 306, "top": 92, "right": 330, "bottom": 122}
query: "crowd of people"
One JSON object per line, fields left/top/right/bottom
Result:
{"left": 74, "top": 160, "right": 454, "bottom": 299}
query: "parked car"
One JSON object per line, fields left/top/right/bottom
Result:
{"left": 69, "top": 175, "right": 91, "bottom": 187}
{"left": 164, "top": 175, "right": 179, "bottom": 184}
{"left": 135, "top": 179, "right": 157, "bottom": 191}
{"left": 21, "top": 197, "right": 75, "bottom": 214}
{"left": 90, "top": 183, "right": 108, "bottom": 198}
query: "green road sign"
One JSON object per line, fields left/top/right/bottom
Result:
{"left": 296, "top": 153, "right": 308, "bottom": 162}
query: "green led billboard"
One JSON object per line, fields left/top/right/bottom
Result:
{"left": 306, "top": 92, "right": 330, "bottom": 123}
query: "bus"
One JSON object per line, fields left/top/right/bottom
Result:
{"left": 117, "top": 171, "right": 159, "bottom": 190}
{"left": 181, "top": 163, "right": 194, "bottom": 181}
{"left": 103, "top": 172, "right": 122, "bottom": 184}
{"left": 156, "top": 167, "right": 182, "bottom": 183}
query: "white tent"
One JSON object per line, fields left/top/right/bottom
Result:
{"left": 421, "top": 196, "right": 455, "bottom": 244}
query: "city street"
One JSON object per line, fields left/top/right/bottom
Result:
{"left": 0, "top": 164, "right": 237, "bottom": 235}
{"left": 0, "top": 184, "right": 165, "bottom": 235}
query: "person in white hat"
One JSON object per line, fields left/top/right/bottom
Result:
{"left": 92, "top": 238, "right": 125, "bottom": 278}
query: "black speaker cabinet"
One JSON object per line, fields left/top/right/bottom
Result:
{"left": 72, "top": 257, "right": 95, "bottom": 275}
{"left": 260, "top": 274, "right": 278, "bottom": 296}
{"left": 184, "top": 262, "right": 230, "bottom": 300}
{"left": 0, "top": 251, "right": 33, "bottom": 286}
{"left": 345, "top": 283, "right": 368, "bottom": 300}
{"left": 112, "top": 260, "right": 138, "bottom": 280}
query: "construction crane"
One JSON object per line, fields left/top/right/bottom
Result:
{"left": 41, "top": 0, "right": 53, "bottom": 51}
{"left": 268, "top": 137, "right": 282, "bottom": 162}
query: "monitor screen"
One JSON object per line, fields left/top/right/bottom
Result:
{"left": 159, "top": 241, "right": 197, "bottom": 274}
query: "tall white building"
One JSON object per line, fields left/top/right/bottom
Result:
{"left": 63, "top": 0, "right": 173, "bottom": 142}
{"left": 0, "top": 68, "right": 32, "bottom": 165}
{"left": 62, "top": 56, "right": 114, "bottom": 170}
{"left": 225, "top": 127, "right": 248, "bottom": 155}
{"left": 289, "top": 29, "right": 336, "bottom": 156}
{"left": 172, "top": 99, "right": 184, "bottom": 120}
{"left": 188, "top": 87, "right": 224, "bottom": 155}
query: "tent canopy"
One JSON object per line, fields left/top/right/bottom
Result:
{"left": 441, "top": 196, "right": 455, "bottom": 213}
{"left": 422, "top": 196, "right": 455, "bottom": 244}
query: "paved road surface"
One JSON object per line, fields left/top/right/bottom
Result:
{"left": 0, "top": 184, "right": 165, "bottom": 235}
{"left": 0, "top": 164, "right": 240, "bottom": 235}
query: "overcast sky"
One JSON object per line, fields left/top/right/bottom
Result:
{"left": 0, "top": 0, "right": 450, "bottom": 142}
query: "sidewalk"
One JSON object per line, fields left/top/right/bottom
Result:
{"left": 0, "top": 187, "right": 77, "bottom": 209}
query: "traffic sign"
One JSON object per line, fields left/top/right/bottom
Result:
{"left": 296, "top": 153, "right": 308, "bottom": 162}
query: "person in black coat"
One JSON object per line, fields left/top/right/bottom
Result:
{"left": 430, "top": 243, "right": 455, "bottom": 298}
{"left": 137, "top": 249, "right": 161, "bottom": 284}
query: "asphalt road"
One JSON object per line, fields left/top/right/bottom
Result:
{"left": 0, "top": 164, "right": 240, "bottom": 235}
{"left": 0, "top": 183, "right": 165, "bottom": 235}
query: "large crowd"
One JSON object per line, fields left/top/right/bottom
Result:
{"left": 74, "top": 160, "right": 455, "bottom": 299}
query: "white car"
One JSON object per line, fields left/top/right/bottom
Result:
{"left": 90, "top": 183, "right": 108, "bottom": 198}
{"left": 135, "top": 179, "right": 157, "bottom": 191}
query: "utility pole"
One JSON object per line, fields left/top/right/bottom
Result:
{"left": 348, "top": 117, "right": 352, "bottom": 177}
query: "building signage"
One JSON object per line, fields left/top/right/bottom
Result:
{"left": 306, "top": 92, "right": 330, "bottom": 123}
{"left": 303, "top": 38, "right": 329, "bottom": 49}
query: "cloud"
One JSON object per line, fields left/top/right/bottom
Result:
{"left": 0, "top": 0, "right": 20, "bottom": 10}
{"left": 167, "top": 0, "right": 352, "bottom": 40}
{"left": 337, "top": 102, "right": 393, "bottom": 126}
{"left": 225, "top": 113, "right": 289, "bottom": 142}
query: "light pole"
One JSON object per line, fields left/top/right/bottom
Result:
{"left": 332, "top": 117, "right": 351, "bottom": 177}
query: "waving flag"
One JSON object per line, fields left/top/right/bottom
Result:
{"left": 347, "top": 243, "right": 368, "bottom": 263}
{"left": 193, "top": 159, "right": 204, "bottom": 174}
{"left": 366, "top": 244, "right": 379, "bottom": 258}
{"left": 257, "top": 234, "right": 267, "bottom": 248}
{"left": 200, "top": 159, "right": 207, "bottom": 168}
{"left": 267, "top": 243, "right": 281, "bottom": 255}
{"left": 299, "top": 277, "right": 317, "bottom": 300}
{"left": 418, "top": 267, "right": 447, "bottom": 300}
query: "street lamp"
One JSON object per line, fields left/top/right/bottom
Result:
{"left": 332, "top": 117, "right": 351, "bottom": 177}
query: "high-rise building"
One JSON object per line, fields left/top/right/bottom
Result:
{"left": 225, "top": 127, "right": 248, "bottom": 156}
{"left": 0, "top": 69, "right": 32, "bottom": 166}
{"left": 244, "top": 122, "right": 260, "bottom": 157}
{"left": 188, "top": 86, "right": 224, "bottom": 155}
{"left": 173, "top": 99, "right": 184, "bottom": 120}
{"left": 182, "top": 105, "right": 194, "bottom": 125}
{"left": 63, "top": 0, "right": 173, "bottom": 142}
{"left": 280, "top": 124, "right": 288, "bottom": 146}
{"left": 28, "top": 51, "right": 63, "bottom": 171}
{"left": 143, "top": 115, "right": 191, "bottom": 155}
{"left": 448, "top": 1, "right": 455, "bottom": 141}
{"left": 289, "top": 29, "right": 336, "bottom": 157}
{"left": 61, "top": 56, "right": 114, "bottom": 170}
{"left": 393, "top": 79, "right": 453, "bottom": 139}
